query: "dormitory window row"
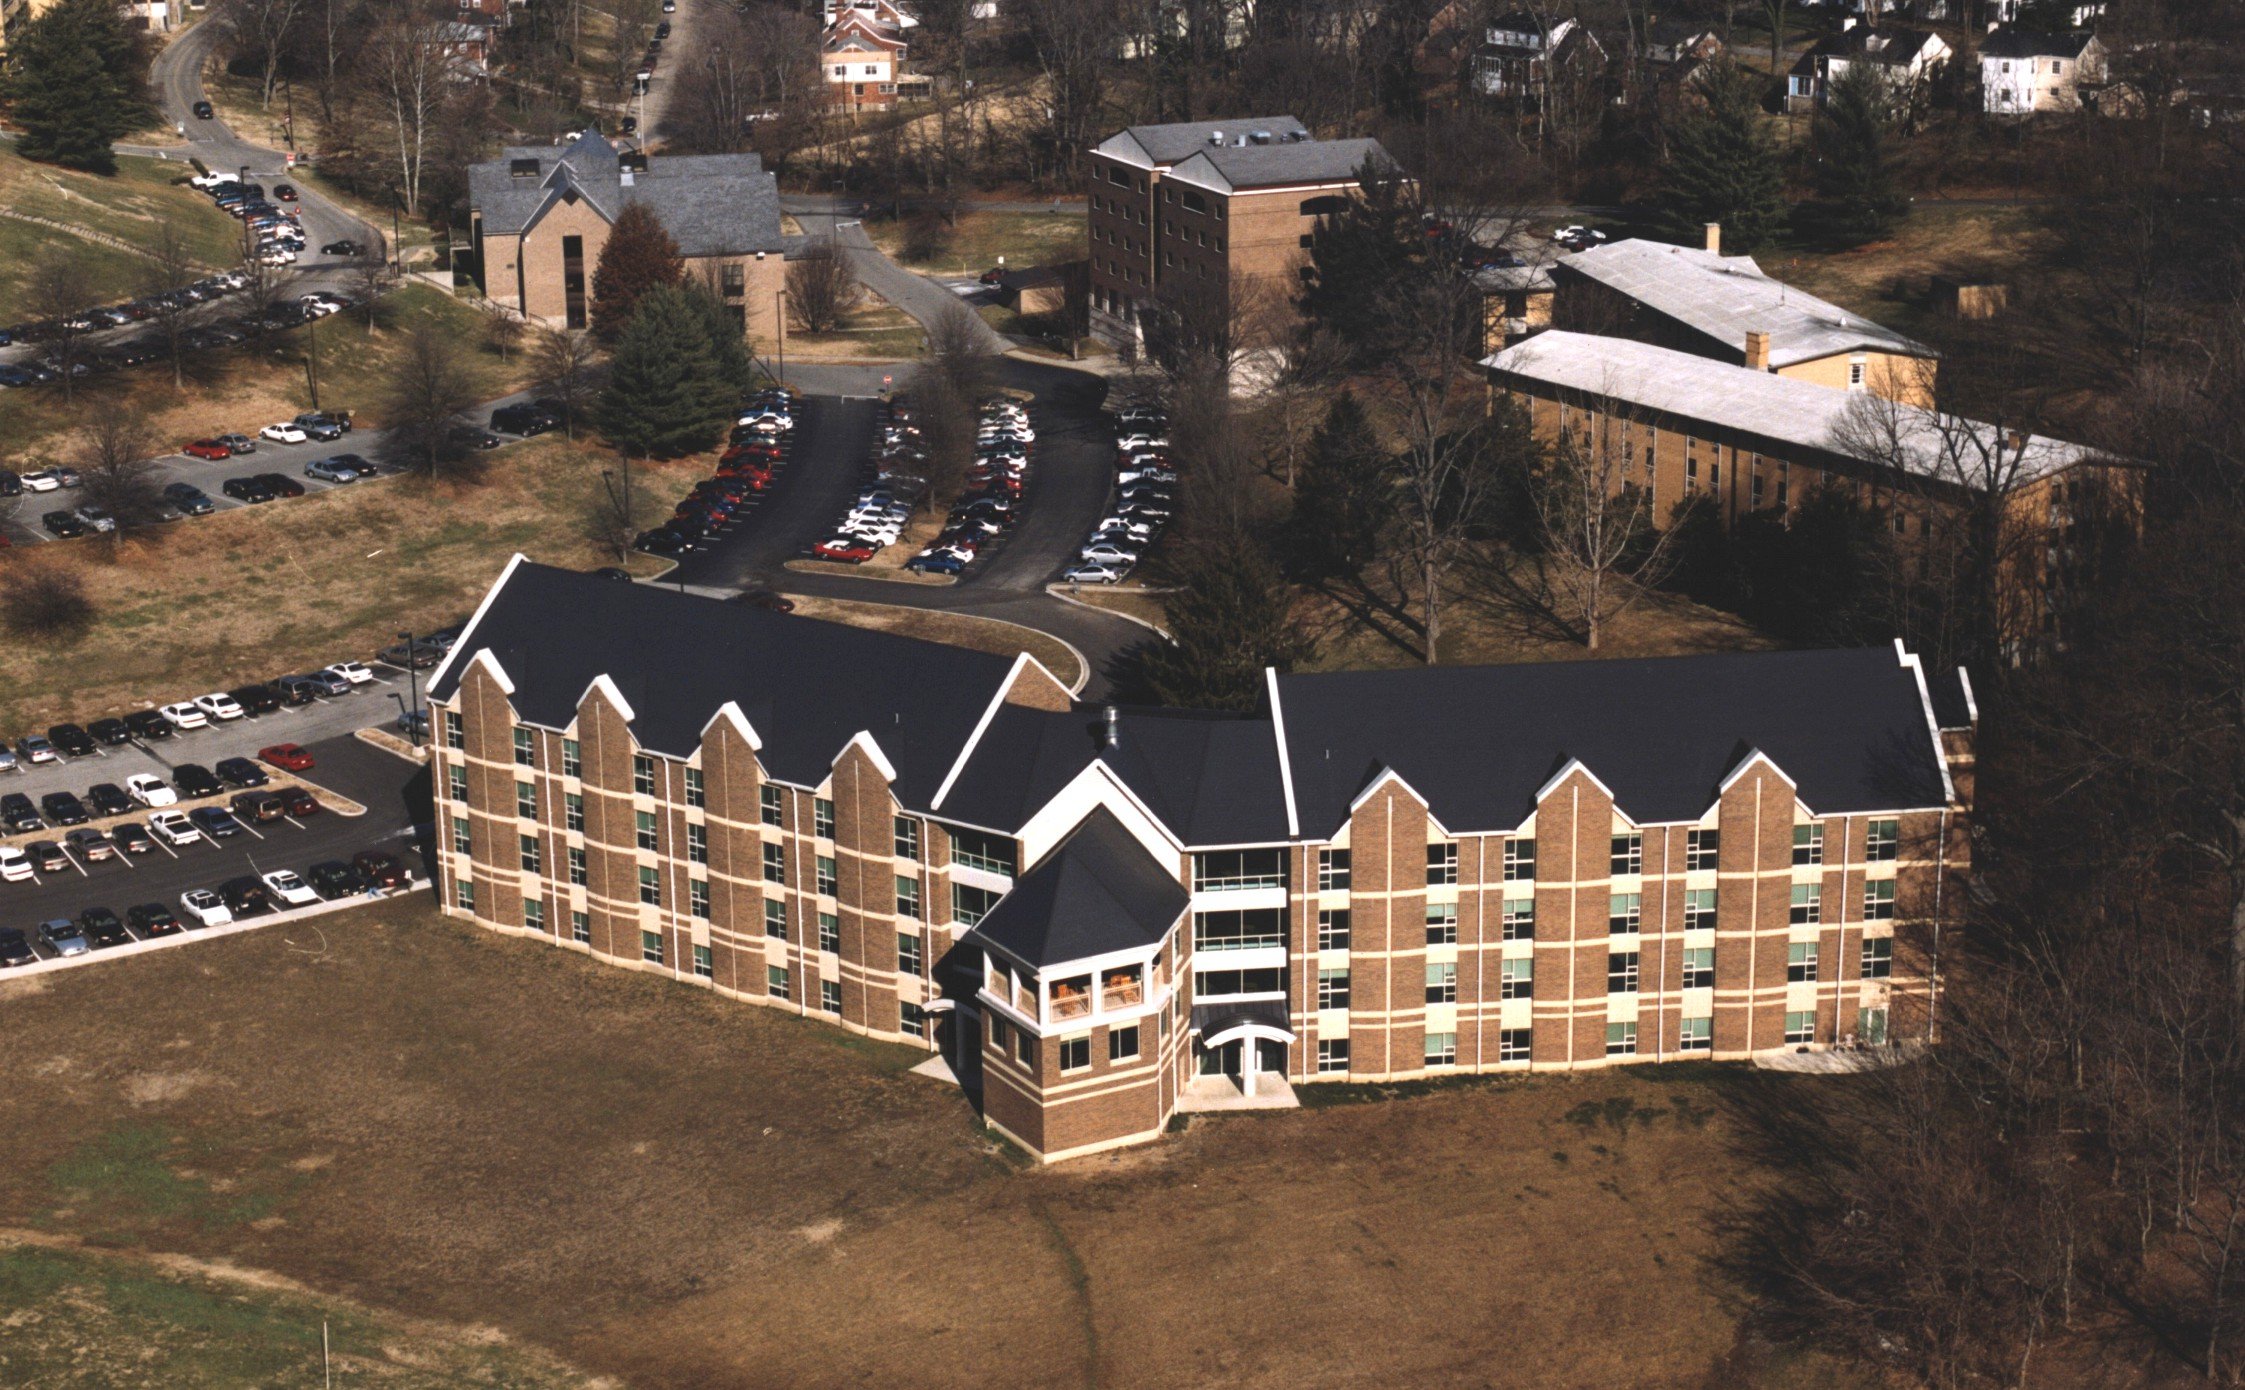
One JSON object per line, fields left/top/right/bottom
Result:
{"left": 1427, "top": 842, "right": 1458, "bottom": 886}
{"left": 1192, "top": 848, "right": 1285, "bottom": 893}
{"left": 1317, "top": 848, "right": 1350, "bottom": 891}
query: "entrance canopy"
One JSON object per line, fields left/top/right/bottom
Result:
{"left": 1191, "top": 1001, "right": 1294, "bottom": 1050}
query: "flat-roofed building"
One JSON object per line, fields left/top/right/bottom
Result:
{"left": 426, "top": 559, "right": 1974, "bottom": 1162}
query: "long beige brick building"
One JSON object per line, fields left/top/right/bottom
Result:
{"left": 426, "top": 560, "right": 1974, "bottom": 1162}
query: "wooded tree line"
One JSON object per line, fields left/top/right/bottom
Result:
{"left": 0, "top": 0, "right": 152, "bottom": 173}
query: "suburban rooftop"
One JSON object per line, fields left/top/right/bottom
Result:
{"left": 468, "top": 130, "right": 786, "bottom": 258}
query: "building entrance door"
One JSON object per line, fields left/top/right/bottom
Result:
{"left": 1198, "top": 1040, "right": 1241, "bottom": 1079}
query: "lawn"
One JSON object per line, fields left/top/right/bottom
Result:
{"left": 866, "top": 209, "right": 1085, "bottom": 277}
{"left": 0, "top": 898, "right": 1869, "bottom": 1390}
{"left": 786, "top": 293, "right": 926, "bottom": 360}
{"left": 784, "top": 594, "right": 1085, "bottom": 690}
{"left": 0, "top": 141, "right": 243, "bottom": 321}
{"left": 0, "top": 431, "right": 700, "bottom": 730}
{"left": 1765, "top": 203, "right": 2053, "bottom": 346}
{"left": 0, "top": 282, "right": 522, "bottom": 462}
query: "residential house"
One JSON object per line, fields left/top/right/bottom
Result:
{"left": 824, "top": 6, "right": 913, "bottom": 110}
{"left": 1980, "top": 30, "right": 2107, "bottom": 115}
{"left": 467, "top": 131, "right": 786, "bottom": 345}
{"left": 1474, "top": 9, "right": 1606, "bottom": 104}
{"left": 1787, "top": 23, "right": 1951, "bottom": 112}
{"left": 429, "top": 558, "right": 1974, "bottom": 1162}
{"left": 1551, "top": 227, "right": 1942, "bottom": 406}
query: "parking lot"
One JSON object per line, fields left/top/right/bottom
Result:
{"left": 1, "top": 730, "right": 429, "bottom": 964}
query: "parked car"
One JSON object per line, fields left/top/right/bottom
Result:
{"left": 1, "top": 793, "right": 43, "bottom": 833}
{"left": 85, "top": 782, "right": 132, "bottom": 817}
{"left": 39, "top": 791, "right": 89, "bottom": 826}
{"left": 189, "top": 806, "right": 244, "bottom": 839}
{"left": 41, "top": 510, "right": 87, "bottom": 538}
{"left": 47, "top": 723, "right": 95, "bottom": 757}
{"left": 279, "top": 785, "right": 320, "bottom": 818}
{"left": 39, "top": 918, "right": 90, "bottom": 957}
{"left": 147, "top": 809, "right": 202, "bottom": 846}
{"left": 183, "top": 438, "right": 233, "bottom": 460}
{"left": 87, "top": 717, "right": 132, "bottom": 746}
{"left": 214, "top": 756, "right": 269, "bottom": 788}
{"left": 127, "top": 903, "right": 182, "bottom": 936}
{"left": 218, "top": 874, "right": 272, "bottom": 916}
{"left": 123, "top": 709, "right": 173, "bottom": 741}
{"left": 230, "top": 683, "right": 282, "bottom": 715}
{"left": 259, "top": 421, "right": 309, "bottom": 444}
{"left": 274, "top": 675, "right": 324, "bottom": 704}
{"left": 14, "top": 734, "right": 56, "bottom": 765}
{"left": 354, "top": 849, "right": 409, "bottom": 889}
{"left": 307, "top": 859, "right": 364, "bottom": 899}
{"left": 0, "top": 928, "right": 35, "bottom": 968}
{"left": 221, "top": 475, "right": 275, "bottom": 503}
{"left": 162, "top": 482, "right": 216, "bottom": 516}
{"left": 215, "top": 433, "right": 257, "bottom": 454}
{"left": 158, "top": 701, "right": 208, "bottom": 730}
{"left": 179, "top": 887, "right": 232, "bottom": 927}
{"left": 25, "top": 840, "right": 67, "bottom": 873}
{"left": 305, "top": 457, "right": 358, "bottom": 482}
{"left": 66, "top": 828, "right": 114, "bottom": 862}
{"left": 111, "top": 822, "right": 153, "bottom": 855}
{"left": 254, "top": 472, "right": 305, "bottom": 498}
{"left": 297, "top": 670, "right": 351, "bottom": 697}
{"left": 320, "top": 239, "right": 360, "bottom": 257}
{"left": 259, "top": 742, "right": 314, "bottom": 771}
{"left": 324, "top": 660, "right": 374, "bottom": 686}
{"left": 191, "top": 99, "right": 214, "bottom": 119}
{"left": 172, "top": 763, "right": 223, "bottom": 798}
{"left": 490, "top": 403, "right": 557, "bottom": 436}
{"left": 262, "top": 869, "right": 318, "bottom": 907}
{"left": 80, "top": 906, "right": 129, "bottom": 948}
{"left": 192, "top": 691, "right": 245, "bottom": 722}
{"left": 230, "top": 790, "right": 285, "bottom": 823}
{"left": 0, "top": 845, "right": 30, "bottom": 881}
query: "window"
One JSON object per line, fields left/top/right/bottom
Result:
{"left": 1610, "top": 834, "right": 1642, "bottom": 876}
{"left": 1860, "top": 1006, "right": 1889, "bottom": 1046}
{"left": 516, "top": 781, "right": 536, "bottom": 819}
{"left": 565, "top": 792, "right": 584, "bottom": 832}
{"left": 765, "top": 900, "right": 787, "bottom": 939}
{"left": 1503, "top": 838, "right": 1536, "bottom": 881}
{"left": 1317, "top": 968, "right": 1350, "bottom": 1009}
{"left": 635, "top": 810, "right": 658, "bottom": 851}
{"left": 1425, "top": 961, "right": 1457, "bottom": 1004}
{"left": 1501, "top": 957, "right": 1534, "bottom": 999}
{"left": 688, "top": 824, "right": 707, "bottom": 864}
{"left": 1058, "top": 1035, "right": 1091, "bottom": 1072}
{"left": 1787, "top": 941, "right": 1819, "bottom": 982}
{"left": 1848, "top": 358, "right": 1866, "bottom": 389}
{"left": 562, "top": 738, "right": 581, "bottom": 777}
{"left": 949, "top": 829, "right": 1015, "bottom": 877}
{"left": 1790, "top": 883, "right": 1821, "bottom": 925}
{"left": 520, "top": 834, "right": 541, "bottom": 875}
{"left": 514, "top": 727, "right": 535, "bottom": 766}
{"left": 1776, "top": 460, "right": 1789, "bottom": 508}
{"left": 1109, "top": 1025, "right": 1140, "bottom": 1062}
{"left": 1862, "top": 936, "right": 1893, "bottom": 978}
{"left": 952, "top": 883, "right": 1000, "bottom": 927}
{"left": 818, "top": 912, "right": 840, "bottom": 953}
{"left": 1502, "top": 897, "right": 1535, "bottom": 941}
{"left": 1867, "top": 818, "right": 1899, "bottom": 862}
{"left": 814, "top": 797, "right": 834, "bottom": 838}
{"left": 639, "top": 867, "right": 661, "bottom": 905}
{"left": 900, "top": 1003, "right": 927, "bottom": 1039}
{"left": 815, "top": 856, "right": 838, "bottom": 896}
{"left": 896, "top": 874, "right": 921, "bottom": 919}
{"left": 1425, "top": 1032, "right": 1457, "bottom": 1067}
{"left": 690, "top": 880, "right": 710, "bottom": 919}
{"left": 761, "top": 785, "right": 783, "bottom": 826}
{"left": 569, "top": 847, "right": 587, "bottom": 887}
{"left": 1608, "top": 893, "right": 1641, "bottom": 935}
{"left": 768, "top": 965, "right": 790, "bottom": 1000}
{"left": 1606, "top": 1021, "right": 1638, "bottom": 1056}
{"left": 451, "top": 816, "right": 471, "bottom": 855}
{"left": 449, "top": 765, "right": 467, "bottom": 803}
{"left": 1499, "top": 1028, "right": 1532, "bottom": 1063}
{"left": 1608, "top": 951, "right": 1640, "bottom": 994}
{"left": 822, "top": 980, "right": 842, "bottom": 1014}
{"left": 1191, "top": 848, "right": 1285, "bottom": 892}
{"left": 1785, "top": 1011, "right": 1816, "bottom": 1044}
{"left": 1679, "top": 1017, "right": 1712, "bottom": 1052}
{"left": 693, "top": 944, "right": 713, "bottom": 978}
{"left": 763, "top": 844, "right": 785, "bottom": 884}
{"left": 1683, "top": 946, "right": 1715, "bottom": 989}
{"left": 1865, "top": 879, "right": 1896, "bottom": 920}
{"left": 455, "top": 880, "right": 475, "bottom": 911}
{"left": 1015, "top": 1029, "right": 1033, "bottom": 1066}
{"left": 894, "top": 815, "right": 920, "bottom": 860}
{"left": 1685, "top": 888, "right": 1717, "bottom": 931}
{"left": 685, "top": 768, "right": 704, "bottom": 808}
{"left": 524, "top": 898, "right": 544, "bottom": 931}
{"left": 1425, "top": 903, "right": 1457, "bottom": 945}
{"left": 1687, "top": 828, "right": 1719, "bottom": 871}
{"left": 988, "top": 1016, "right": 1010, "bottom": 1052}
{"left": 641, "top": 929, "right": 664, "bottom": 964}
{"left": 572, "top": 910, "right": 590, "bottom": 943}
{"left": 1793, "top": 823, "right": 1824, "bottom": 866}
{"left": 898, "top": 931, "right": 922, "bottom": 976}
{"left": 1317, "top": 1039, "right": 1351, "bottom": 1072}
{"left": 633, "top": 755, "right": 655, "bottom": 796}
{"left": 1426, "top": 843, "right": 1458, "bottom": 886}
{"left": 1317, "top": 909, "right": 1351, "bottom": 951}
{"left": 1194, "top": 908, "right": 1285, "bottom": 951}
{"left": 1316, "top": 848, "right": 1351, "bottom": 892}
{"left": 1194, "top": 967, "right": 1284, "bottom": 997}
{"left": 444, "top": 710, "right": 463, "bottom": 750}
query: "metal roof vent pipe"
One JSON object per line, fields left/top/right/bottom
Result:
{"left": 1102, "top": 705, "right": 1120, "bottom": 748}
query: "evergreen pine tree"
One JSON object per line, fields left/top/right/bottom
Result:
{"left": 1298, "top": 158, "right": 1424, "bottom": 364}
{"left": 1286, "top": 393, "right": 1395, "bottom": 581}
{"left": 682, "top": 280, "right": 754, "bottom": 399}
{"left": 1135, "top": 548, "right": 1315, "bottom": 711}
{"left": 588, "top": 203, "right": 684, "bottom": 343}
{"left": 595, "top": 287, "right": 730, "bottom": 457}
{"left": 1657, "top": 58, "right": 1789, "bottom": 253}
{"left": 1805, "top": 62, "right": 1908, "bottom": 247}
{"left": 4, "top": 0, "right": 148, "bottom": 174}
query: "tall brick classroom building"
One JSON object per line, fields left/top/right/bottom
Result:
{"left": 427, "top": 561, "right": 1974, "bottom": 1162}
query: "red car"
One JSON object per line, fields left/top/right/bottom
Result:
{"left": 813, "top": 537, "right": 877, "bottom": 563}
{"left": 183, "top": 438, "right": 233, "bottom": 460}
{"left": 259, "top": 742, "right": 314, "bottom": 772}
{"left": 280, "top": 785, "right": 320, "bottom": 817}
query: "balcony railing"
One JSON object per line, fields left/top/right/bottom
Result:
{"left": 1102, "top": 978, "right": 1144, "bottom": 1010}
{"left": 1051, "top": 989, "right": 1092, "bottom": 1021}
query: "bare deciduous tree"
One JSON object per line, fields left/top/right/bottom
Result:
{"left": 785, "top": 238, "right": 858, "bottom": 334}
{"left": 27, "top": 250, "right": 98, "bottom": 404}
{"left": 223, "top": 0, "right": 307, "bottom": 110}
{"left": 376, "top": 324, "right": 481, "bottom": 477}
{"left": 137, "top": 220, "right": 207, "bottom": 390}
{"left": 1519, "top": 402, "right": 1676, "bottom": 650}
{"left": 74, "top": 414, "right": 166, "bottom": 544}
{"left": 528, "top": 323, "right": 601, "bottom": 441}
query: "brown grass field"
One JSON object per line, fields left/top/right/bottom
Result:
{"left": 0, "top": 899, "right": 1875, "bottom": 1390}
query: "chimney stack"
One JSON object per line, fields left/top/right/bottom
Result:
{"left": 1744, "top": 330, "right": 1770, "bottom": 371}
{"left": 1703, "top": 222, "right": 1722, "bottom": 254}
{"left": 1102, "top": 705, "right": 1119, "bottom": 748}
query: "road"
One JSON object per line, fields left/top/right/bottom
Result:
{"left": 0, "top": 729, "right": 431, "bottom": 961}
{"left": 786, "top": 198, "right": 1010, "bottom": 354}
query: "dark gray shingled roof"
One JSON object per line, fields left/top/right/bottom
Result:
{"left": 1979, "top": 29, "right": 2095, "bottom": 60}
{"left": 1273, "top": 646, "right": 1951, "bottom": 837}
{"left": 1929, "top": 666, "right": 1975, "bottom": 731}
{"left": 963, "top": 808, "right": 1188, "bottom": 967}
{"left": 469, "top": 130, "right": 785, "bottom": 258}
{"left": 1100, "top": 116, "right": 1310, "bottom": 166}
{"left": 426, "top": 562, "right": 1019, "bottom": 806}
{"left": 938, "top": 705, "right": 1291, "bottom": 844}
{"left": 1165, "top": 137, "right": 1396, "bottom": 193}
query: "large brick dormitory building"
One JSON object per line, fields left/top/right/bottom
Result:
{"left": 426, "top": 560, "right": 1974, "bottom": 1162}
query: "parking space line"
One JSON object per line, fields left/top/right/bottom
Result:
{"left": 282, "top": 816, "right": 304, "bottom": 830}
{"left": 152, "top": 838, "right": 179, "bottom": 860}
{"left": 238, "top": 821, "right": 265, "bottom": 841}
{"left": 61, "top": 849, "right": 86, "bottom": 877}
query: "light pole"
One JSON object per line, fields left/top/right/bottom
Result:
{"left": 397, "top": 629, "right": 422, "bottom": 745}
{"left": 775, "top": 288, "right": 787, "bottom": 385}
